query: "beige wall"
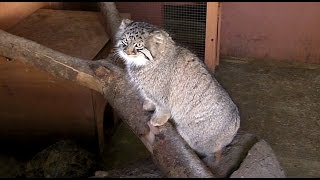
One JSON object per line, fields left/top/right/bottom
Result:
{"left": 116, "top": 2, "right": 320, "bottom": 64}
{"left": 2, "top": 2, "right": 320, "bottom": 63}
{"left": 0, "top": 2, "right": 50, "bottom": 30}
{"left": 0, "top": 2, "right": 97, "bottom": 30}
{"left": 220, "top": 2, "right": 320, "bottom": 64}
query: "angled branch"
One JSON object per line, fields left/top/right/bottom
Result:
{"left": 0, "top": 29, "right": 104, "bottom": 94}
{"left": 0, "top": 3, "right": 215, "bottom": 177}
{"left": 98, "top": 2, "right": 122, "bottom": 44}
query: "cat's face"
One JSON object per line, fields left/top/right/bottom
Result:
{"left": 115, "top": 19, "right": 170, "bottom": 67}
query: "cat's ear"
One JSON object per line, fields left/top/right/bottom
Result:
{"left": 119, "top": 18, "right": 133, "bottom": 30}
{"left": 151, "top": 30, "right": 167, "bottom": 44}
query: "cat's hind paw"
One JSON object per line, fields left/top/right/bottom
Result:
{"left": 147, "top": 121, "right": 160, "bottom": 134}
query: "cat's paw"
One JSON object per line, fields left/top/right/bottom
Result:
{"left": 150, "top": 114, "right": 170, "bottom": 126}
{"left": 147, "top": 121, "right": 160, "bottom": 134}
{"left": 143, "top": 100, "right": 156, "bottom": 111}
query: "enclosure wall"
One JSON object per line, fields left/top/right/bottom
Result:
{"left": 220, "top": 2, "right": 320, "bottom": 64}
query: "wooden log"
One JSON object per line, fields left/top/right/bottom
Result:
{"left": 230, "top": 140, "right": 286, "bottom": 178}
{"left": 0, "top": 3, "right": 214, "bottom": 177}
{"left": 97, "top": 2, "right": 214, "bottom": 177}
{"left": 98, "top": 2, "right": 122, "bottom": 44}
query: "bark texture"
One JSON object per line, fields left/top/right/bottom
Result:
{"left": 0, "top": 2, "right": 214, "bottom": 178}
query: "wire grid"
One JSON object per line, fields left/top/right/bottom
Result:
{"left": 116, "top": 2, "right": 207, "bottom": 60}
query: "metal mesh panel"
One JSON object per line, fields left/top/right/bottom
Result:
{"left": 116, "top": 2, "right": 207, "bottom": 60}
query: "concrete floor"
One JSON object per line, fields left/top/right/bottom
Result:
{"left": 214, "top": 58, "right": 320, "bottom": 178}
{"left": 102, "top": 58, "right": 320, "bottom": 178}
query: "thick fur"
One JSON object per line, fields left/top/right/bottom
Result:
{"left": 115, "top": 19, "right": 240, "bottom": 158}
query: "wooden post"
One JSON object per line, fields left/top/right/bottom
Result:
{"left": 216, "top": 2, "right": 222, "bottom": 66}
{"left": 204, "top": 2, "right": 221, "bottom": 72}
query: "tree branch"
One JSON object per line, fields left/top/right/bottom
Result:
{"left": 97, "top": 3, "right": 214, "bottom": 177}
{"left": 0, "top": 29, "right": 104, "bottom": 94}
{"left": 98, "top": 2, "right": 122, "bottom": 44}
{"left": 0, "top": 3, "right": 215, "bottom": 177}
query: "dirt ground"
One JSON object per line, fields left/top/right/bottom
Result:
{"left": 214, "top": 58, "right": 320, "bottom": 178}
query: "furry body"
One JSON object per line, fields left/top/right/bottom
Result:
{"left": 115, "top": 19, "right": 240, "bottom": 158}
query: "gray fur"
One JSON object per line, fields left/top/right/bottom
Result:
{"left": 115, "top": 19, "right": 240, "bottom": 158}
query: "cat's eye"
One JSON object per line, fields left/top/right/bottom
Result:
{"left": 135, "top": 43, "right": 143, "bottom": 49}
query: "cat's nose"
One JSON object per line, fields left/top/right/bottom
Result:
{"left": 124, "top": 48, "right": 136, "bottom": 55}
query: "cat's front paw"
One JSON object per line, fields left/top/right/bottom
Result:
{"left": 150, "top": 113, "right": 170, "bottom": 126}
{"left": 143, "top": 100, "right": 156, "bottom": 111}
{"left": 150, "top": 119, "right": 166, "bottom": 126}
